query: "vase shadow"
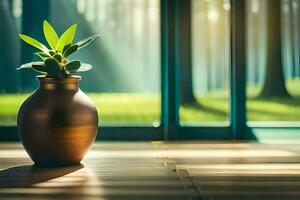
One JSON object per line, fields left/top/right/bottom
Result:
{"left": 0, "top": 164, "right": 84, "bottom": 188}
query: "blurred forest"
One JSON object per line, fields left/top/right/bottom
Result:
{"left": 0, "top": 0, "right": 160, "bottom": 93}
{"left": 0, "top": 0, "right": 300, "bottom": 96}
{"left": 1, "top": 0, "right": 300, "bottom": 124}
{"left": 192, "top": 0, "right": 300, "bottom": 98}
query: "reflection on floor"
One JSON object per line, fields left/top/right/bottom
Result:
{"left": 0, "top": 142, "right": 300, "bottom": 200}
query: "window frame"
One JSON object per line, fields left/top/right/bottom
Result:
{"left": 1, "top": 0, "right": 300, "bottom": 142}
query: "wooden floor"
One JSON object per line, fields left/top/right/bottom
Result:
{"left": 0, "top": 142, "right": 300, "bottom": 200}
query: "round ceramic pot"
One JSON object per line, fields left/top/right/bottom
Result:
{"left": 17, "top": 76, "right": 98, "bottom": 167}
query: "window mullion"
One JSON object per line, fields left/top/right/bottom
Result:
{"left": 230, "top": 0, "right": 247, "bottom": 139}
{"left": 161, "top": 0, "right": 180, "bottom": 140}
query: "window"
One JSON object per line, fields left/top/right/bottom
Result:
{"left": 246, "top": 0, "right": 300, "bottom": 123}
{"left": 50, "top": 0, "right": 161, "bottom": 126}
{"left": 0, "top": 0, "right": 299, "bottom": 141}
{"left": 0, "top": 0, "right": 22, "bottom": 125}
{"left": 0, "top": 0, "right": 161, "bottom": 126}
{"left": 180, "top": 0, "right": 230, "bottom": 125}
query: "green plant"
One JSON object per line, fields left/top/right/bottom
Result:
{"left": 17, "top": 20, "right": 99, "bottom": 78}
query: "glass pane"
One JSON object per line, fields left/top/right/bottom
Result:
{"left": 180, "top": 0, "right": 230, "bottom": 124}
{"left": 246, "top": 0, "right": 300, "bottom": 122}
{"left": 0, "top": 0, "right": 161, "bottom": 126}
{"left": 0, "top": 0, "right": 22, "bottom": 125}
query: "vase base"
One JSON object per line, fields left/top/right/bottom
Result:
{"left": 33, "top": 162, "right": 82, "bottom": 168}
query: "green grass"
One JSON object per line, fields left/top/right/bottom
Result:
{"left": 181, "top": 79, "right": 300, "bottom": 123}
{"left": 0, "top": 93, "right": 160, "bottom": 125}
{"left": 0, "top": 80, "right": 300, "bottom": 125}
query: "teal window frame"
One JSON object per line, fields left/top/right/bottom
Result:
{"left": 1, "top": 0, "right": 300, "bottom": 142}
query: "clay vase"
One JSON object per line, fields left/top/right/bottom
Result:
{"left": 17, "top": 76, "right": 98, "bottom": 167}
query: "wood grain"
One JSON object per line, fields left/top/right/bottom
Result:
{"left": 0, "top": 141, "right": 300, "bottom": 199}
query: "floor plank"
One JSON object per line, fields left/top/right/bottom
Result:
{"left": 0, "top": 141, "right": 300, "bottom": 199}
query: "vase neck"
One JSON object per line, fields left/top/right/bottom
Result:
{"left": 37, "top": 76, "right": 81, "bottom": 91}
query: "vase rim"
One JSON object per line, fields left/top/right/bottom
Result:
{"left": 36, "top": 75, "right": 82, "bottom": 83}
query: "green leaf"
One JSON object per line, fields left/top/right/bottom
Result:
{"left": 49, "top": 50, "right": 55, "bottom": 56}
{"left": 43, "top": 20, "right": 59, "bottom": 50}
{"left": 65, "top": 60, "right": 81, "bottom": 72}
{"left": 62, "top": 43, "right": 71, "bottom": 54}
{"left": 35, "top": 52, "right": 50, "bottom": 60}
{"left": 17, "top": 62, "right": 45, "bottom": 70}
{"left": 76, "top": 35, "right": 100, "bottom": 49}
{"left": 45, "top": 57, "right": 60, "bottom": 68}
{"left": 56, "top": 24, "right": 77, "bottom": 53}
{"left": 32, "top": 64, "right": 48, "bottom": 74}
{"left": 53, "top": 53, "right": 63, "bottom": 62}
{"left": 45, "top": 58, "right": 61, "bottom": 78}
{"left": 76, "top": 63, "right": 93, "bottom": 72}
{"left": 18, "top": 34, "right": 49, "bottom": 53}
{"left": 63, "top": 44, "right": 78, "bottom": 57}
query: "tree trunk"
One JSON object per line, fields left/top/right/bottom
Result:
{"left": 292, "top": 0, "right": 300, "bottom": 78}
{"left": 259, "top": 0, "right": 290, "bottom": 98}
{"left": 0, "top": 0, "right": 19, "bottom": 93}
{"left": 21, "top": 0, "right": 49, "bottom": 91}
{"left": 289, "top": 0, "right": 296, "bottom": 78}
{"left": 179, "top": 0, "right": 196, "bottom": 104}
